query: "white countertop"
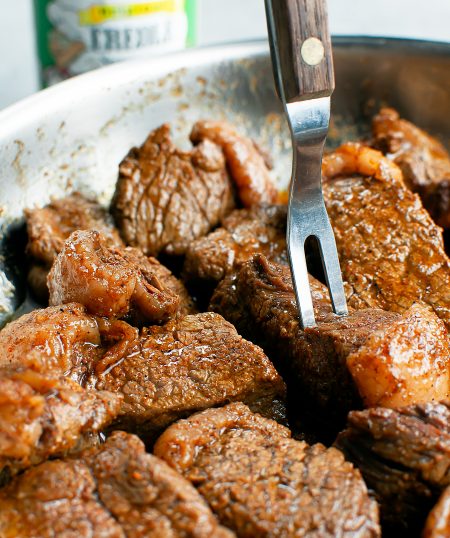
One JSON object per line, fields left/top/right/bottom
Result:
{"left": 1, "top": 0, "right": 449, "bottom": 110}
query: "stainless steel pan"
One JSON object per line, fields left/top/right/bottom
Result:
{"left": 0, "top": 37, "right": 449, "bottom": 325}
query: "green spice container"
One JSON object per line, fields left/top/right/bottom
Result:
{"left": 33, "top": 0, "right": 198, "bottom": 86}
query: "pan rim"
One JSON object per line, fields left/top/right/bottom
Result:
{"left": 0, "top": 35, "right": 448, "bottom": 135}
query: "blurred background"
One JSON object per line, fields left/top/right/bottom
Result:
{"left": 1, "top": 0, "right": 449, "bottom": 110}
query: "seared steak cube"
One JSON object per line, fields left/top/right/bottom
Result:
{"left": 154, "top": 402, "right": 380, "bottom": 537}
{"left": 93, "top": 312, "right": 286, "bottom": 438}
{"left": 112, "top": 124, "right": 235, "bottom": 257}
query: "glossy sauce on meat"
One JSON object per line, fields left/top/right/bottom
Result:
{"left": 0, "top": 303, "right": 102, "bottom": 383}
{"left": 184, "top": 205, "right": 288, "bottom": 283}
{"left": 335, "top": 402, "right": 450, "bottom": 532}
{"left": 0, "top": 370, "right": 121, "bottom": 476}
{"left": 372, "top": 107, "right": 450, "bottom": 229}
{"left": 48, "top": 230, "right": 189, "bottom": 324}
{"left": 347, "top": 302, "right": 450, "bottom": 408}
{"left": 190, "top": 120, "right": 278, "bottom": 207}
{"left": 323, "top": 142, "right": 450, "bottom": 330}
{"left": 0, "top": 431, "right": 234, "bottom": 537}
{"left": 92, "top": 312, "right": 286, "bottom": 438}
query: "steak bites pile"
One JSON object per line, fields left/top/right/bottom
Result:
{"left": 0, "top": 113, "right": 449, "bottom": 536}
{"left": 0, "top": 431, "right": 234, "bottom": 538}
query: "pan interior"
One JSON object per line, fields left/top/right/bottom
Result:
{"left": 0, "top": 38, "right": 449, "bottom": 325}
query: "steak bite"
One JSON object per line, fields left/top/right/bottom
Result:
{"left": 0, "top": 370, "right": 121, "bottom": 476}
{"left": 183, "top": 205, "right": 288, "bottom": 283}
{"left": 322, "top": 142, "right": 450, "bottom": 330}
{"left": 48, "top": 230, "right": 194, "bottom": 324}
{"left": 347, "top": 302, "right": 450, "bottom": 408}
{"left": 93, "top": 312, "right": 286, "bottom": 438}
{"left": 211, "top": 255, "right": 450, "bottom": 431}
{"left": 0, "top": 303, "right": 102, "bottom": 383}
{"left": 0, "top": 459, "right": 124, "bottom": 538}
{"left": 0, "top": 303, "right": 139, "bottom": 384}
{"left": 211, "top": 255, "right": 385, "bottom": 425}
{"left": 372, "top": 107, "right": 450, "bottom": 229}
{"left": 25, "top": 192, "right": 122, "bottom": 300}
{"left": 190, "top": 120, "right": 278, "bottom": 207}
{"left": 111, "top": 124, "right": 235, "bottom": 257}
{"left": 154, "top": 402, "right": 380, "bottom": 538}
{"left": 0, "top": 431, "right": 233, "bottom": 538}
{"left": 335, "top": 402, "right": 450, "bottom": 532}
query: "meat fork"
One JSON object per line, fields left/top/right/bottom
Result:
{"left": 265, "top": 0, "right": 348, "bottom": 328}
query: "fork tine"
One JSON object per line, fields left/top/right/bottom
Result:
{"left": 287, "top": 229, "right": 316, "bottom": 328}
{"left": 317, "top": 226, "right": 348, "bottom": 317}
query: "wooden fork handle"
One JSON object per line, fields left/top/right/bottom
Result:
{"left": 265, "top": 0, "right": 335, "bottom": 103}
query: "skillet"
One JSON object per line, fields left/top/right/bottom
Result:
{"left": 0, "top": 36, "right": 448, "bottom": 326}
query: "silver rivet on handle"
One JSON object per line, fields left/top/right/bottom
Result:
{"left": 301, "top": 37, "right": 325, "bottom": 66}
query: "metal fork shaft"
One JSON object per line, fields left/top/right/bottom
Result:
{"left": 287, "top": 98, "right": 348, "bottom": 328}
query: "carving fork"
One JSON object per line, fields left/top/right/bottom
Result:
{"left": 265, "top": 0, "right": 348, "bottom": 328}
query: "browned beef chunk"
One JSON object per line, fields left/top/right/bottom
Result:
{"left": 211, "top": 255, "right": 450, "bottom": 434}
{"left": 210, "top": 255, "right": 389, "bottom": 427}
{"left": 93, "top": 312, "right": 286, "bottom": 439}
{"left": 48, "top": 230, "right": 195, "bottom": 324}
{"left": 372, "top": 108, "right": 450, "bottom": 229}
{"left": 0, "top": 431, "right": 233, "bottom": 538}
{"left": 424, "top": 486, "right": 450, "bottom": 538}
{"left": 0, "top": 459, "right": 124, "bottom": 538}
{"left": 25, "top": 192, "right": 122, "bottom": 301}
{"left": 322, "top": 143, "right": 450, "bottom": 330}
{"left": 0, "top": 303, "right": 103, "bottom": 383}
{"left": 190, "top": 120, "right": 278, "bottom": 208}
{"left": 111, "top": 124, "right": 235, "bottom": 257}
{"left": 0, "top": 303, "right": 139, "bottom": 385}
{"left": 183, "top": 205, "right": 288, "bottom": 284}
{"left": 346, "top": 301, "right": 450, "bottom": 408}
{"left": 335, "top": 402, "right": 450, "bottom": 533}
{"left": 0, "top": 370, "right": 121, "bottom": 476}
{"left": 154, "top": 402, "right": 380, "bottom": 538}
